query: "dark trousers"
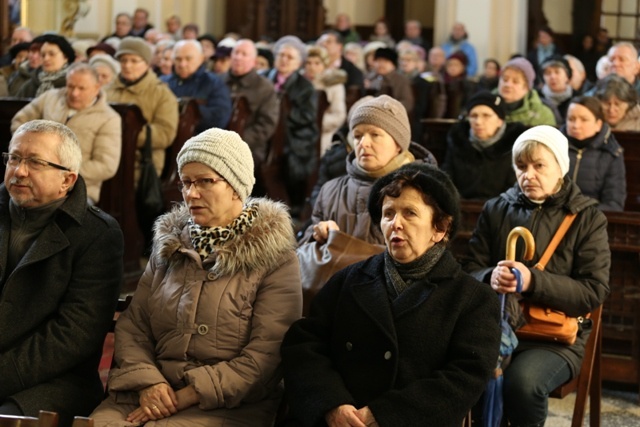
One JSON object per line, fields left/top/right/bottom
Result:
{"left": 503, "top": 347, "right": 572, "bottom": 427}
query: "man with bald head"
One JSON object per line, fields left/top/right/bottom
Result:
{"left": 222, "top": 39, "right": 279, "bottom": 184}
{"left": 162, "top": 39, "right": 231, "bottom": 133}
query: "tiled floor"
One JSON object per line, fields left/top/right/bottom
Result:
{"left": 547, "top": 384, "right": 640, "bottom": 426}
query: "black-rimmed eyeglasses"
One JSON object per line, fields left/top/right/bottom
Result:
{"left": 2, "top": 152, "right": 71, "bottom": 172}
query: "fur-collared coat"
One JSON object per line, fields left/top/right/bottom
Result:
{"left": 93, "top": 198, "right": 302, "bottom": 427}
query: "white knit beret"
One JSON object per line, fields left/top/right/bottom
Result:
{"left": 177, "top": 128, "right": 255, "bottom": 201}
{"left": 512, "top": 125, "right": 570, "bottom": 177}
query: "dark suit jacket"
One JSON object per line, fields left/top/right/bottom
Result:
{"left": 0, "top": 177, "right": 123, "bottom": 424}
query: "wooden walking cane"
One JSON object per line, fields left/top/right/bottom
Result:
{"left": 505, "top": 227, "right": 536, "bottom": 291}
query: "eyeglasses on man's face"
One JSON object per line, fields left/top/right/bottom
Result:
{"left": 2, "top": 152, "right": 70, "bottom": 172}
{"left": 178, "top": 177, "right": 226, "bottom": 192}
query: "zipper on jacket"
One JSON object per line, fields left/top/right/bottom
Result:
{"left": 572, "top": 149, "right": 583, "bottom": 182}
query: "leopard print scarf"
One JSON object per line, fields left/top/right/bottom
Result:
{"left": 188, "top": 203, "right": 259, "bottom": 260}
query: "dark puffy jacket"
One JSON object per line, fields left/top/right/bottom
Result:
{"left": 562, "top": 124, "right": 626, "bottom": 211}
{"left": 267, "top": 70, "right": 319, "bottom": 181}
{"left": 462, "top": 179, "right": 610, "bottom": 377}
{"left": 443, "top": 120, "right": 526, "bottom": 200}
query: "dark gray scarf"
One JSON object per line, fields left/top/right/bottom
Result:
{"left": 383, "top": 242, "right": 446, "bottom": 299}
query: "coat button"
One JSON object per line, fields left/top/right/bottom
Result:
{"left": 345, "top": 342, "right": 353, "bottom": 351}
{"left": 197, "top": 324, "right": 209, "bottom": 335}
{"left": 384, "top": 351, "right": 392, "bottom": 360}
{"left": 207, "top": 272, "right": 216, "bottom": 281}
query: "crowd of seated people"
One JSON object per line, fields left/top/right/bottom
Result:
{"left": 1, "top": 11, "right": 639, "bottom": 426}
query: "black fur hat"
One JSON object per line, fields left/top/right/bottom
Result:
{"left": 368, "top": 163, "right": 461, "bottom": 241}
{"left": 374, "top": 47, "right": 398, "bottom": 67}
{"left": 38, "top": 34, "right": 76, "bottom": 63}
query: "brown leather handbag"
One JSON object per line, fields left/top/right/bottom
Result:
{"left": 297, "top": 230, "right": 385, "bottom": 315}
{"left": 516, "top": 213, "right": 583, "bottom": 345}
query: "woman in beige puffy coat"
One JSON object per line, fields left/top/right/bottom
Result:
{"left": 91, "top": 128, "right": 302, "bottom": 427}
{"left": 106, "top": 37, "right": 179, "bottom": 177}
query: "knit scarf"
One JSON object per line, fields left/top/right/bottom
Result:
{"left": 383, "top": 242, "right": 446, "bottom": 299}
{"left": 188, "top": 203, "right": 258, "bottom": 260}
{"left": 541, "top": 84, "right": 573, "bottom": 107}
{"left": 469, "top": 122, "right": 507, "bottom": 151}
{"left": 351, "top": 150, "right": 416, "bottom": 180}
{"left": 35, "top": 64, "right": 68, "bottom": 97}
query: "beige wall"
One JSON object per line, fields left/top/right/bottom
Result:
{"left": 435, "top": 0, "right": 528, "bottom": 77}
{"left": 323, "top": 0, "right": 384, "bottom": 26}
{"left": 23, "top": 0, "right": 223, "bottom": 41}
{"left": 22, "top": 0, "right": 572, "bottom": 54}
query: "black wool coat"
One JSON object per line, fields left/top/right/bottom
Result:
{"left": 281, "top": 251, "right": 501, "bottom": 427}
{"left": 0, "top": 177, "right": 123, "bottom": 424}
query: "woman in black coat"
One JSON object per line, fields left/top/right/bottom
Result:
{"left": 443, "top": 91, "right": 526, "bottom": 200}
{"left": 462, "top": 125, "right": 610, "bottom": 427}
{"left": 562, "top": 95, "right": 626, "bottom": 211}
{"left": 268, "top": 36, "right": 318, "bottom": 213}
{"left": 282, "top": 164, "right": 501, "bottom": 427}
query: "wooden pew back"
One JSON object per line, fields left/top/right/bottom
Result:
{"left": 260, "top": 93, "right": 291, "bottom": 203}
{"left": 101, "top": 103, "right": 147, "bottom": 277}
{"left": 227, "top": 95, "right": 250, "bottom": 137}
{"left": 161, "top": 98, "right": 201, "bottom": 210}
{"left": 0, "top": 97, "right": 30, "bottom": 178}
{"left": 612, "top": 130, "right": 640, "bottom": 212}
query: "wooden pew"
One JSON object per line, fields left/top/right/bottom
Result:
{"left": 101, "top": 103, "right": 147, "bottom": 281}
{"left": 160, "top": 98, "right": 201, "bottom": 211}
{"left": 612, "top": 131, "right": 640, "bottom": 212}
{"left": 454, "top": 199, "right": 640, "bottom": 392}
{"left": 419, "top": 117, "right": 457, "bottom": 165}
{"left": 0, "top": 97, "right": 30, "bottom": 177}
{"left": 260, "top": 93, "right": 291, "bottom": 204}
{"left": 227, "top": 95, "right": 250, "bottom": 136}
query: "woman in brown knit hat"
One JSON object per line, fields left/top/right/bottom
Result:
{"left": 299, "top": 94, "right": 437, "bottom": 246}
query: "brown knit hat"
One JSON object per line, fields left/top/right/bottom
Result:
{"left": 177, "top": 129, "right": 255, "bottom": 201}
{"left": 349, "top": 95, "right": 411, "bottom": 151}
{"left": 115, "top": 36, "right": 152, "bottom": 64}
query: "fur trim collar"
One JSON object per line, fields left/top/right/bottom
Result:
{"left": 152, "top": 197, "right": 296, "bottom": 277}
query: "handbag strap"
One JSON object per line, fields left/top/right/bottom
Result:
{"left": 533, "top": 213, "right": 577, "bottom": 271}
{"left": 141, "top": 124, "right": 152, "bottom": 162}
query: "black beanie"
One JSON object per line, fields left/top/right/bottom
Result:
{"left": 38, "top": 34, "right": 76, "bottom": 63}
{"left": 465, "top": 91, "right": 506, "bottom": 120}
{"left": 374, "top": 47, "right": 398, "bottom": 67}
{"left": 368, "top": 163, "right": 461, "bottom": 241}
{"left": 9, "top": 42, "right": 30, "bottom": 60}
{"left": 541, "top": 54, "right": 572, "bottom": 80}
